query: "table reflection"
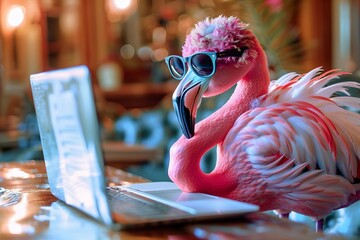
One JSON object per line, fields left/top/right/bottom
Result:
{"left": 0, "top": 188, "right": 22, "bottom": 207}
{"left": 35, "top": 201, "right": 118, "bottom": 240}
{"left": 35, "top": 201, "right": 196, "bottom": 240}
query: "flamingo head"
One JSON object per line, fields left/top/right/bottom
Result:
{"left": 166, "top": 16, "right": 263, "bottom": 138}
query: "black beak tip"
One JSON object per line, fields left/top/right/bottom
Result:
{"left": 173, "top": 98, "right": 196, "bottom": 139}
{"left": 182, "top": 115, "right": 195, "bottom": 139}
{"left": 184, "top": 131, "right": 194, "bottom": 139}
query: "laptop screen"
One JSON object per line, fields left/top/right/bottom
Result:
{"left": 30, "top": 65, "right": 113, "bottom": 225}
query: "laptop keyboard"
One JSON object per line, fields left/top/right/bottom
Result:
{"left": 107, "top": 187, "right": 191, "bottom": 219}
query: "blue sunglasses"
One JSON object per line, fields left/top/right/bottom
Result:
{"left": 165, "top": 48, "right": 247, "bottom": 80}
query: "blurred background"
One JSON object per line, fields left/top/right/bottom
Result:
{"left": 0, "top": 0, "right": 359, "bottom": 179}
{"left": 1, "top": 0, "right": 360, "bottom": 235}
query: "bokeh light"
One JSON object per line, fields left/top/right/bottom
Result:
{"left": 6, "top": 5, "right": 25, "bottom": 28}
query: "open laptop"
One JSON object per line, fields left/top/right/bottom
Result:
{"left": 29, "top": 65, "right": 259, "bottom": 229}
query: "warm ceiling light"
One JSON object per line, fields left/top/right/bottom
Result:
{"left": 106, "top": 0, "right": 137, "bottom": 22}
{"left": 6, "top": 5, "right": 25, "bottom": 28}
{"left": 113, "top": 0, "right": 131, "bottom": 10}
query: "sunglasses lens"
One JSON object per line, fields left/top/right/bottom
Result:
{"left": 191, "top": 54, "right": 214, "bottom": 76}
{"left": 169, "top": 57, "right": 185, "bottom": 79}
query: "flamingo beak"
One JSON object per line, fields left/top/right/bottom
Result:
{"left": 172, "top": 70, "right": 211, "bottom": 139}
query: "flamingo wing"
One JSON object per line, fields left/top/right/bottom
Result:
{"left": 261, "top": 67, "right": 360, "bottom": 181}
{"left": 221, "top": 68, "right": 360, "bottom": 218}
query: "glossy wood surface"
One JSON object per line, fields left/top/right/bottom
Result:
{"left": 0, "top": 161, "right": 346, "bottom": 240}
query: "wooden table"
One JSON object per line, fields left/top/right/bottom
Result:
{"left": 0, "top": 161, "right": 346, "bottom": 239}
{"left": 102, "top": 141, "right": 163, "bottom": 169}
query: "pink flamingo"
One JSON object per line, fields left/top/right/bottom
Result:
{"left": 165, "top": 16, "right": 360, "bottom": 231}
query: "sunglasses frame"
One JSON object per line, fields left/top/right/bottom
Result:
{"left": 165, "top": 48, "right": 247, "bottom": 80}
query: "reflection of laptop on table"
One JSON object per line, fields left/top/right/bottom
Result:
{"left": 29, "top": 65, "right": 259, "bottom": 229}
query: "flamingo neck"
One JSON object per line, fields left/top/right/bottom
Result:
{"left": 169, "top": 50, "right": 270, "bottom": 196}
